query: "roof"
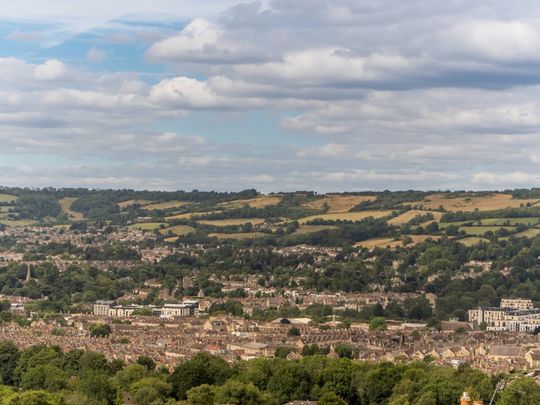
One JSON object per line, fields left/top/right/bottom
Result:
{"left": 490, "top": 345, "right": 522, "bottom": 357}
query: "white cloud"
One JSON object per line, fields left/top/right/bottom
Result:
{"left": 445, "top": 20, "right": 540, "bottom": 62}
{"left": 86, "top": 46, "right": 106, "bottom": 63}
{"left": 34, "top": 59, "right": 69, "bottom": 81}
{"left": 471, "top": 171, "right": 540, "bottom": 185}
{"left": 297, "top": 143, "right": 348, "bottom": 158}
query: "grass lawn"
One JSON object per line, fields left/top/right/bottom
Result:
{"left": 0, "top": 194, "right": 17, "bottom": 203}
{"left": 459, "top": 225, "right": 516, "bottom": 236}
{"left": 298, "top": 210, "right": 392, "bottom": 224}
{"left": 198, "top": 218, "right": 265, "bottom": 226}
{"left": 456, "top": 237, "right": 490, "bottom": 246}
{"left": 128, "top": 222, "right": 168, "bottom": 231}
{"left": 159, "top": 225, "right": 196, "bottom": 236}
{"left": 209, "top": 232, "right": 267, "bottom": 239}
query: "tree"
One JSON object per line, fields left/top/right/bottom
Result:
{"left": 369, "top": 317, "right": 387, "bottom": 332}
{"left": 0, "top": 341, "right": 20, "bottom": 385}
{"left": 14, "top": 346, "right": 63, "bottom": 384}
{"left": 214, "top": 380, "right": 275, "bottom": 405}
{"left": 20, "top": 365, "right": 68, "bottom": 392}
{"left": 169, "top": 353, "right": 232, "bottom": 399}
{"left": 267, "top": 361, "right": 312, "bottom": 403}
{"left": 89, "top": 323, "right": 112, "bottom": 337}
{"left": 77, "top": 370, "right": 117, "bottom": 404}
{"left": 274, "top": 347, "right": 295, "bottom": 359}
{"left": 497, "top": 378, "right": 540, "bottom": 405}
{"left": 287, "top": 327, "right": 301, "bottom": 337}
{"left": 4, "top": 390, "right": 64, "bottom": 405}
{"left": 186, "top": 384, "right": 215, "bottom": 405}
{"left": 129, "top": 377, "right": 172, "bottom": 405}
{"left": 115, "top": 364, "right": 148, "bottom": 390}
{"left": 137, "top": 356, "right": 156, "bottom": 371}
{"left": 318, "top": 391, "right": 347, "bottom": 405}
{"left": 335, "top": 344, "right": 354, "bottom": 359}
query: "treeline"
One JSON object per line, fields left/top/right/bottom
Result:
{"left": 0, "top": 342, "right": 537, "bottom": 404}
{"left": 441, "top": 207, "right": 540, "bottom": 222}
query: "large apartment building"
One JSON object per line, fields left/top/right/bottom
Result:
{"left": 468, "top": 298, "right": 540, "bottom": 332}
{"left": 93, "top": 300, "right": 199, "bottom": 318}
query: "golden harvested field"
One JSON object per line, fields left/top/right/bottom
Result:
{"left": 302, "top": 195, "right": 376, "bottom": 213}
{"left": 0, "top": 193, "right": 17, "bottom": 203}
{"left": 355, "top": 234, "right": 440, "bottom": 249}
{"left": 159, "top": 225, "right": 196, "bottom": 236}
{"left": 118, "top": 199, "right": 153, "bottom": 209}
{"left": 164, "top": 236, "right": 179, "bottom": 243}
{"left": 410, "top": 193, "right": 540, "bottom": 212}
{"left": 219, "top": 195, "right": 282, "bottom": 209}
{"left": 293, "top": 225, "right": 337, "bottom": 234}
{"left": 144, "top": 201, "right": 189, "bottom": 211}
{"left": 197, "top": 218, "right": 265, "bottom": 226}
{"left": 0, "top": 219, "right": 35, "bottom": 227}
{"left": 209, "top": 232, "right": 266, "bottom": 240}
{"left": 457, "top": 237, "right": 490, "bottom": 246}
{"left": 388, "top": 210, "right": 443, "bottom": 225}
{"left": 128, "top": 222, "right": 167, "bottom": 231}
{"left": 298, "top": 210, "right": 392, "bottom": 224}
{"left": 59, "top": 197, "right": 84, "bottom": 221}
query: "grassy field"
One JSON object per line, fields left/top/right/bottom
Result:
{"left": 0, "top": 219, "right": 35, "bottom": 227}
{"left": 166, "top": 211, "right": 222, "bottom": 221}
{"left": 209, "top": 232, "right": 267, "bottom": 240}
{"left": 293, "top": 224, "right": 337, "bottom": 234}
{"left": 477, "top": 217, "right": 540, "bottom": 226}
{"left": 509, "top": 228, "right": 540, "bottom": 238}
{"left": 0, "top": 206, "right": 13, "bottom": 213}
{"left": 128, "top": 222, "right": 168, "bottom": 231}
{"left": 409, "top": 193, "right": 540, "bottom": 212}
{"left": 355, "top": 234, "right": 440, "bottom": 249}
{"left": 159, "top": 225, "right": 196, "bottom": 236}
{"left": 118, "top": 199, "right": 153, "bottom": 209}
{"left": 301, "top": 195, "right": 375, "bottom": 213}
{"left": 144, "top": 201, "right": 190, "bottom": 211}
{"left": 388, "top": 210, "right": 443, "bottom": 225}
{"left": 219, "top": 196, "right": 282, "bottom": 209}
{"left": 0, "top": 194, "right": 17, "bottom": 203}
{"left": 459, "top": 225, "right": 516, "bottom": 235}
{"left": 197, "top": 218, "right": 266, "bottom": 226}
{"left": 298, "top": 210, "right": 393, "bottom": 224}
{"left": 457, "top": 237, "right": 490, "bottom": 246}
{"left": 58, "top": 197, "right": 84, "bottom": 221}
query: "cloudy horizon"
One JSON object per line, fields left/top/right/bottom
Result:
{"left": 2, "top": 1, "right": 540, "bottom": 192}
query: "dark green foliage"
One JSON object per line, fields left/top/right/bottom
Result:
{"left": 168, "top": 352, "right": 233, "bottom": 399}
{"left": 15, "top": 194, "right": 61, "bottom": 220}
{"left": 89, "top": 323, "right": 112, "bottom": 337}
{"left": 0, "top": 341, "right": 20, "bottom": 385}
{"left": 0, "top": 341, "right": 528, "bottom": 404}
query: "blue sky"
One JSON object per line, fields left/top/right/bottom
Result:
{"left": 2, "top": 1, "right": 540, "bottom": 191}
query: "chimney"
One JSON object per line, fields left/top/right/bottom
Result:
{"left": 460, "top": 392, "right": 471, "bottom": 405}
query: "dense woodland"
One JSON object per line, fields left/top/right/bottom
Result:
{"left": 0, "top": 341, "right": 537, "bottom": 405}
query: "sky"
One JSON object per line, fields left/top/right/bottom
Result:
{"left": 2, "top": 0, "right": 540, "bottom": 192}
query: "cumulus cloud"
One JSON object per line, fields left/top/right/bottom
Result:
{"left": 5, "top": 1, "right": 540, "bottom": 190}
{"left": 34, "top": 59, "right": 70, "bottom": 81}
